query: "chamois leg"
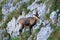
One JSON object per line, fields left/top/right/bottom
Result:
{"left": 19, "top": 24, "right": 24, "bottom": 36}
{"left": 29, "top": 26, "right": 33, "bottom": 35}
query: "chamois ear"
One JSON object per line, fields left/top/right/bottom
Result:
{"left": 36, "top": 11, "right": 38, "bottom": 14}
{"left": 33, "top": 11, "right": 40, "bottom": 19}
{"left": 35, "top": 11, "right": 40, "bottom": 19}
{"left": 20, "top": 10, "right": 22, "bottom": 15}
{"left": 36, "top": 11, "right": 38, "bottom": 16}
{"left": 34, "top": 11, "right": 38, "bottom": 17}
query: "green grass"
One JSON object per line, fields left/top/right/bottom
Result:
{"left": 11, "top": 37, "right": 21, "bottom": 40}
{"left": 1, "top": 0, "right": 8, "bottom": 4}
{"left": 19, "top": 4, "right": 29, "bottom": 14}
{"left": 49, "top": 0, "right": 60, "bottom": 13}
{"left": 46, "top": 0, "right": 60, "bottom": 40}
{"left": 45, "top": 13, "right": 50, "bottom": 20}
{"left": 48, "top": 26, "right": 60, "bottom": 40}
{"left": 0, "top": 2, "right": 3, "bottom": 21}
{"left": 22, "top": 30, "right": 30, "bottom": 40}
{"left": 49, "top": 1, "right": 56, "bottom": 13}
{"left": 0, "top": 6, "right": 2, "bottom": 21}
{"left": 41, "top": 0, "right": 45, "bottom": 3}
{"left": 36, "top": 1, "right": 42, "bottom": 4}
{"left": 55, "top": 0, "right": 60, "bottom": 10}
{"left": 1, "top": 31, "right": 10, "bottom": 40}
{"left": 26, "top": 29, "right": 40, "bottom": 40}
{"left": 13, "top": 0, "right": 21, "bottom": 6}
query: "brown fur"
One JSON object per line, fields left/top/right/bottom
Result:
{"left": 19, "top": 17, "right": 37, "bottom": 27}
{"left": 19, "top": 12, "right": 39, "bottom": 35}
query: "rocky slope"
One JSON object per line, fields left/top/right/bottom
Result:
{"left": 0, "top": 0, "right": 60, "bottom": 40}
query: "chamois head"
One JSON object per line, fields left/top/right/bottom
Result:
{"left": 33, "top": 11, "right": 40, "bottom": 20}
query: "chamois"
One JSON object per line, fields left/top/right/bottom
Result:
{"left": 18, "top": 11, "right": 40, "bottom": 35}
